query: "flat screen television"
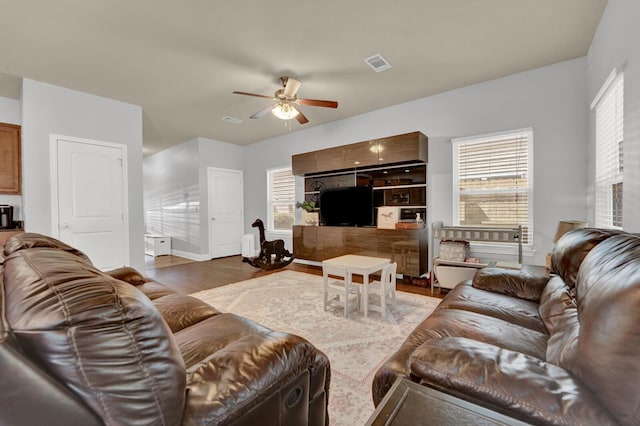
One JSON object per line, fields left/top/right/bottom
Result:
{"left": 319, "top": 186, "right": 374, "bottom": 226}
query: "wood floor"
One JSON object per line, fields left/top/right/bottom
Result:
{"left": 144, "top": 254, "right": 443, "bottom": 298}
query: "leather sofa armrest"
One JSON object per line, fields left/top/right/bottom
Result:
{"left": 1, "top": 339, "right": 102, "bottom": 426}
{"left": 472, "top": 267, "right": 549, "bottom": 302}
{"left": 104, "top": 266, "right": 150, "bottom": 286}
{"left": 308, "top": 350, "right": 331, "bottom": 426}
{"left": 409, "top": 337, "right": 617, "bottom": 426}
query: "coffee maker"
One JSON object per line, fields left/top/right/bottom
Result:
{"left": 0, "top": 205, "right": 14, "bottom": 229}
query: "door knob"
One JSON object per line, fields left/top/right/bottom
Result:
{"left": 60, "top": 223, "right": 70, "bottom": 229}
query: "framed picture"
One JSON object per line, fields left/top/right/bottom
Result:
{"left": 377, "top": 206, "right": 400, "bottom": 229}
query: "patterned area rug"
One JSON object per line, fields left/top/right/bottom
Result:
{"left": 191, "top": 270, "right": 441, "bottom": 426}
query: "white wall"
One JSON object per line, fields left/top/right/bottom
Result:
{"left": 144, "top": 138, "right": 200, "bottom": 254}
{"left": 244, "top": 58, "right": 590, "bottom": 266}
{"left": 0, "top": 96, "right": 20, "bottom": 124}
{"left": 21, "top": 79, "right": 145, "bottom": 271}
{"left": 197, "top": 137, "right": 245, "bottom": 255}
{"left": 587, "top": 0, "right": 640, "bottom": 232}
{"left": 143, "top": 136, "right": 244, "bottom": 258}
{"left": 0, "top": 96, "right": 22, "bottom": 219}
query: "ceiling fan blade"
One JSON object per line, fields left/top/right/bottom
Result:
{"left": 295, "top": 109, "right": 309, "bottom": 124}
{"left": 283, "top": 78, "right": 302, "bottom": 98}
{"left": 250, "top": 104, "right": 276, "bottom": 119}
{"left": 233, "top": 91, "right": 275, "bottom": 100}
{"left": 296, "top": 98, "right": 339, "bottom": 108}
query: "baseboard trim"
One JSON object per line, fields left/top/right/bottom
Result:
{"left": 293, "top": 258, "right": 321, "bottom": 267}
{"left": 171, "top": 250, "right": 211, "bottom": 262}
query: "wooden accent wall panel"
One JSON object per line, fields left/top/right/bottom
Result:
{"left": 0, "top": 123, "right": 21, "bottom": 194}
{"left": 293, "top": 225, "right": 427, "bottom": 276}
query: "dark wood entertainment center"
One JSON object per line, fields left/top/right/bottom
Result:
{"left": 291, "top": 131, "right": 429, "bottom": 277}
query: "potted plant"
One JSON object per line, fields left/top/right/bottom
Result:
{"left": 296, "top": 200, "right": 316, "bottom": 212}
{"left": 296, "top": 201, "right": 319, "bottom": 225}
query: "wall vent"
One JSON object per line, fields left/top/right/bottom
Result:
{"left": 364, "top": 54, "right": 392, "bottom": 72}
{"left": 222, "top": 116, "right": 243, "bottom": 124}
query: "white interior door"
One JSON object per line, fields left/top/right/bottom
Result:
{"left": 54, "top": 137, "right": 128, "bottom": 270}
{"left": 208, "top": 168, "right": 243, "bottom": 258}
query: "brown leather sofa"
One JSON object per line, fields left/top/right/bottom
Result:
{"left": 373, "top": 228, "right": 640, "bottom": 425}
{"left": 0, "top": 233, "right": 330, "bottom": 426}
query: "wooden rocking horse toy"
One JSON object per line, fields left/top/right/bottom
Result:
{"left": 242, "top": 219, "right": 294, "bottom": 270}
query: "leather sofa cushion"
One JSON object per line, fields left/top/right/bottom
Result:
{"left": 472, "top": 267, "right": 549, "bottom": 302}
{"left": 409, "top": 337, "right": 617, "bottom": 426}
{"left": 439, "top": 281, "right": 547, "bottom": 334}
{"left": 3, "top": 247, "right": 186, "bottom": 426}
{"left": 373, "top": 303, "right": 549, "bottom": 405}
{"left": 408, "top": 308, "right": 547, "bottom": 360}
{"left": 136, "top": 281, "right": 178, "bottom": 300}
{"left": 539, "top": 276, "right": 579, "bottom": 366}
{"left": 105, "top": 266, "right": 176, "bottom": 300}
{"left": 104, "top": 267, "right": 225, "bottom": 340}
{"left": 572, "top": 234, "right": 640, "bottom": 426}
{"left": 551, "top": 228, "right": 623, "bottom": 289}
{"left": 373, "top": 272, "right": 548, "bottom": 407}
{"left": 152, "top": 293, "right": 220, "bottom": 333}
{"left": 174, "top": 313, "right": 319, "bottom": 425}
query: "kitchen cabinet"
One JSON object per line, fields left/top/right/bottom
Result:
{"left": 0, "top": 123, "right": 21, "bottom": 195}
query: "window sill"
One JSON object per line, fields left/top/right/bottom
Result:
{"left": 266, "top": 229, "right": 293, "bottom": 237}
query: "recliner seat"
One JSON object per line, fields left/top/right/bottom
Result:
{"left": 1, "top": 233, "right": 330, "bottom": 426}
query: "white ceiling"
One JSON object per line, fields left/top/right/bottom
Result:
{"left": 0, "top": 1, "right": 607, "bottom": 155}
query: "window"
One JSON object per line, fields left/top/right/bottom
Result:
{"left": 267, "top": 167, "right": 295, "bottom": 232}
{"left": 592, "top": 70, "right": 624, "bottom": 228}
{"left": 452, "top": 128, "right": 533, "bottom": 245}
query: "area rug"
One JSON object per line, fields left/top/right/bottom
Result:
{"left": 190, "top": 270, "right": 441, "bottom": 426}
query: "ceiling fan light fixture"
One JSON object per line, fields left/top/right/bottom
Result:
{"left": 271, "top": 102, "right": 299, "bottom": 120}
{"left": 234, "top": 77, "right": 336, "bottom": 124}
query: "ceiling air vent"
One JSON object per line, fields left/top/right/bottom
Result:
{"left": 222, "top": 116, "right": 243, "bottom": 124}
{"left": 364, "top": 54, "right": 392, "bottom": 72}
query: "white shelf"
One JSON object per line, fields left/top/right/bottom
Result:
{"left": 431, "top": 222, "right": 523, "bottom": 293}
{"left": 433, "top": 258, "right": 521, "bottom": 270}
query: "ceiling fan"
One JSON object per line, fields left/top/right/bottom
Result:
{"left": 233, "top": 76, "right": 338, "bottom": 125}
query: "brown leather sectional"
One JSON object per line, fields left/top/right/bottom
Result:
{"left": 373, "top": 228, "right": 640, "bottom": 425}
{"left": 0, "top": 233, "right": 330, "bottom": 425}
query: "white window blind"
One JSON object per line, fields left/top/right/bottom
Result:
{"left": 267, "top": 167, "right": 295, "bottom": 232}
{"left": 453, "top": 128, "right": 533, "bottom": 244}
{"left": 593, "top": 70, "right": 624, "bottom": 228}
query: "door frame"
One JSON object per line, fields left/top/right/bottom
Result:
{"left": 207, "top": 166, "right": 244, "bottom": 258}
{"left": 49, "top": 134, "right": 130, "bottom": 264}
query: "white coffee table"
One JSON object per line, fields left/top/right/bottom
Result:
{"left": 322, "top": 254, "right": 390, "bottom": 317}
